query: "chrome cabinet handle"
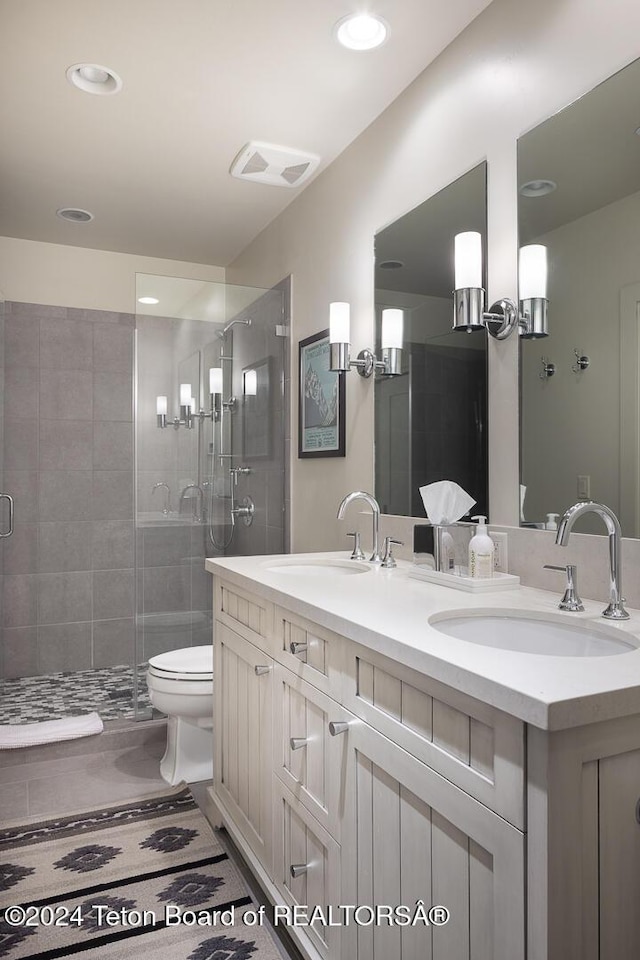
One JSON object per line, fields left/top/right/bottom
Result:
{"left": 254, "top": 665, "right": 271, "bottom": 676}
{"left": 0, "top": 494, "right": 14, "bottom": 539}
{"left": 290, "top": 641, "right": 308, "bottom": 655}
{"left": 290, "top": 863, "right": 308, "bottom": 878}
{"left": 328, "top": 721, "right": 350, "bottom": 737}
{"left": 289, "top": 737, "right": 308, "bottom": 751}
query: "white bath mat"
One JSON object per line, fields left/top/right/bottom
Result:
{"left": 0, "top": 712, "right": 104, "bottom": 749}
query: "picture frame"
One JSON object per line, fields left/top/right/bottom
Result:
{"left": 298, "top": 329, "right": 345, "bottom": 458}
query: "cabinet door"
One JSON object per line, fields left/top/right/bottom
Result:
{"left": 214, "top": 620, "right": 273, "bottom": 871}
{"left": 600, "top": 747, "right": 640, "bottom": 958}
{"left": 272, "top": 664, "right": 346, "bottom": 838}
{"left": 273, "top": 778, "right": 341, "bottom": 960}
{"left": 341, "top": 719, "right": 525, "bottom": 960}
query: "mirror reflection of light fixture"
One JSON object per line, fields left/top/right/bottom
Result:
{"left": 329, "top": 301, "right": 403, "bottom": 377}
{"left": 452, "top": 232, "right": 549, "bottom": 339}
{"left": 156, "top": 370, "right": 232, "bottom": 430}
{"left": 156, "top": 395, "right": 167, "bottom": 428}
{"left": 179, "top": 383, "right": 192, "bottom": 424}
{"left": 243, "top": 369, "right": 258, "bottom": 396}
{"left": 156, "top": 384, "right": 195, "bottom": 430}
{"left": 208, "top": 366, "right": 236, "bottom": 412}
{"left": 209, "top": 367, "right": 223, "bottom": 396}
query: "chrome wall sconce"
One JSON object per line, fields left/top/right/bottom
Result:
{"left": 572, "top": 349, "right": 590, "bottom": 373}
{"left": 328, "top": 301, "right": 403, "bottom": 377}
{"left": 452, "top": 233, "right": 549, "bottom": 340}
{"left": 156, "top": 383, "right": 197, "bottom": 429}
{"left": 539, "top": 357, "right": 556, "bottom": 379}
{"left": 156, "top": 370, "right": 236, "bottom": 429}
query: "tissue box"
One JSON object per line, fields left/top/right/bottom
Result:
{"left": 413, "top": 522, "right": 474, "bottom": 572}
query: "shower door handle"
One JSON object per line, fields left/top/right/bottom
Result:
{"left": 0, "top": 494, "right": 14, "bottom": 538}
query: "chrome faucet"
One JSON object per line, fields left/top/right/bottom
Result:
{"left": 337, "top": 491, "right": 381, "bottom": 563}
{"left": 555, "top": 501, "right": 629, "bottom": 620}
{"left": 179, "top": 483, "right": 203, "bottom": 522}
{"left": 151, "top": 481, "right": 171, "bottom": 516}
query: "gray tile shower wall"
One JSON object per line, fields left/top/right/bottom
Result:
{"left": 0, "top": 302, "right": 135, "bottom": 679}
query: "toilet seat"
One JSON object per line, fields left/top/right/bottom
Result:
{"left": 147, "top": 645, "right": 213, "bottom": 681}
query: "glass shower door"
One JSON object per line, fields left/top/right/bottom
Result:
{"left": 134, "top": 275, "right": 288, "bottom": 717}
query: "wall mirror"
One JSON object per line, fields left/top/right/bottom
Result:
{"left": 519, "top": 56, "right": 640, "bottom": 536}
{"left": 374, "top": 162, "right": 488, "bottom": 518}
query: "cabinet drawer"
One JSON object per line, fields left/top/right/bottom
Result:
{"left": 215, "top": 578, "right": 273, "bottom": 654}
{"left": 273, "top": 605, "right": 344, "bottom": 697}
{"left": 344, "top": 641, "right": 525, "bottom": 829}
{"left": 273, "top": 664, "right": 349, "bottom": 839}
{"left": 273, "top": 778, "right": 341, "bottom": 960}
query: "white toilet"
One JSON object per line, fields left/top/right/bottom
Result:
{"left": 146, "top": 645, "right": 214, "bottom": 786}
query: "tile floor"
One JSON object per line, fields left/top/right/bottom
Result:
{"left": 0, "top": 664, "right": 151, "bottom": 724}
{"left": 0, "top": 717, "right": 300, "bottom": 959}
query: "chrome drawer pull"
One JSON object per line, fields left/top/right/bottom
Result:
{"left": 328, "top": 721, "right": 350, "bottom": 737}
{"left": 290, "top": 737, "right": 308, "bottom": 751}
{"left": 254, "top": 665, "right": 271, "bottom": 676}
{"left": 290, "top": 641, "right": 308, "bottom": 655}
{"left": 290, "top": 863, "right": 308, "bottom": 878}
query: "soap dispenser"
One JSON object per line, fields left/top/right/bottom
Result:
{"left": 468, "top": 516, "right": 494, "bottom": 578}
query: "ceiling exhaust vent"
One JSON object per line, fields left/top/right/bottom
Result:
{"left": 230, "top": 141, "right": 320, "bottom": 188}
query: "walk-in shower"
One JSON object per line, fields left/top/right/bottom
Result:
{"left": 134, "top": 274, "right": 289, "bottom": 718}
{"left": 0, "top": 276, "right": 289, "bottom": 726}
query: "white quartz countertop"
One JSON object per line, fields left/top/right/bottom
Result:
{"left": 205, "top": 552, "right": 640, "bottom": 731}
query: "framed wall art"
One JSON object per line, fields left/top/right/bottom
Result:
{"left": 298, "top": 329, "right": 345, "bottom": 458}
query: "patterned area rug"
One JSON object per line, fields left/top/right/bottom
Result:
{"left": 0, "top": 786, "right": 284, "bottom": 959}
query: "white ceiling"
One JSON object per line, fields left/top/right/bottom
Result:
{"left": 0, "top": 0, "right": 492, "bottom": 267}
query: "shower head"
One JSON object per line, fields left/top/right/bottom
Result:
{"left": 217, "top": 317, "right": 252, "bottom": 339}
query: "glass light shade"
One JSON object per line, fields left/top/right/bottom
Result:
{"left": 156, "top": 395, "right": 167, "bottom": 416}
{"left": 244, "top": 369, "right": 258, "bottom": 396}
{"left": 381, "top": 309, "right": 404, "bottom": 349}
{"left": 329, "top": 301, "right": 350, "bottom": 344}
{"left": 190, "top": 397, "right": 196, "bottom": 413}
{"left": 519, "top": 244, "right": 547, "bottom": 300}
{"left": 179, "top": 383, "right": 192, "bottom": 406}
{"left": 209, "top": 367, "right": 223, "bottom": 395}
{"left": 454, "top": 232, "right": 482, "bottom": 290}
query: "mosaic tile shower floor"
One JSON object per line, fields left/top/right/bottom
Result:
{"left": 0, "top": 665, "right": 151, "bottom": 725}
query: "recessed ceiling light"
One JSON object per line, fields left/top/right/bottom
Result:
{"left": 335, "top": 13, "right": 388, "bottom": 50}
{"left": 138, "top": 297, "right": 159, "bottom": 305}
{"left": 66, "top": 62, "right": 123, "bottom": 95}
{"left": 379, "top": 260, "right": 404, "bottom": 270}
{"left": 56, "top": 207, "right": 94, "bottom": 222}
{"left": 519, "top": 179, "right": 557, "bottom": 198}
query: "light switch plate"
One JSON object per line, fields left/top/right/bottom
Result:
{"left": 577, "top": 475, "right": 591, "bottom": 499}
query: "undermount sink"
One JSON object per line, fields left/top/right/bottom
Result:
{"left": 264, "top": 558, "right": 371, "bottom": 577}
{"left": 429, "top": 610, "right": 637, "bottom": 657}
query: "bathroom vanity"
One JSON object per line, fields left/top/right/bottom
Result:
{"left": 204, "top": 553, "right": 640, "bottom": 960}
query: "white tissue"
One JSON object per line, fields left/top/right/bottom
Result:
{"left": 419, "top": 480, "right": 476, "bottom": 524}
